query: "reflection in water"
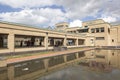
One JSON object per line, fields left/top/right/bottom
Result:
{"left": 37, "top": 50, "right": 120, "bottom": 80}
{"left": 88, "top": 50, "right": 120, "bottom": 69}
{"left": 1, "top": 50, "right": 120, "bottom": 80}
{"left": 38, "top": 65, "right": 120, "bottom": 80}
{"left": 80, "top": 50, "right": 120, "bottom": 68}
{"left": 0, "top": 68, "right": 7, "bottom": 80}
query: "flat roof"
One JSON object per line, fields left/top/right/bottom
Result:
{"left": 0, "top": 20, "right": 86, "bottom": 36}
{"left": 82, "top": 19, "right": 104, "bottom": 23}
{"left": 0, "top": 20, "right": 66, "bottom": 33}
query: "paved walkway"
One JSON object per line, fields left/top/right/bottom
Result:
{"left": 7, "top": 48, "right": 94, "bottom": 64}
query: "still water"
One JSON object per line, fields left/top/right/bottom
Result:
{"left": 37, "top": 49, "right": 120, "bottom": 80}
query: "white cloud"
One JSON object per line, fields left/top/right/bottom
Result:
{"left": 54, "top": 0, "right": 105, "bottom": 19}
{"left": 0, "top": 0, "right": 110, "bottom": 20}
{"left": 69, "top": 20, "right": 82, "bottom": 27}
{"left": 100, "top": 16, "right": 117, "bottom": 23}
{"left": 0, "top": 0, "right": 120, "bottom": 27}
{"left": 0, "top": 8, "right": 68, "bottom": 27}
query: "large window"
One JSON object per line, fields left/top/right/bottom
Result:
{"left": 100, "top": 27, "right": 104, "bottom": 32}
{"left": 96, "top": 28, "right": 100, "bottom": 33}
{"left": 15, "top": 35, "right": 44, "bottom": 48}
{"left": 96, "top": 37, "right": 105, "bottom": 40}
{"left": 0, "top": 34, "right": 8, "bottom": 48}
{"left": 78, "top": 39, "right": 85, "bottom": 45}
{"left": 78, "top": 29, "right": 89, "bottom": 33}
{"left": 91, "top": 27, "right": 105, "bottom": 33}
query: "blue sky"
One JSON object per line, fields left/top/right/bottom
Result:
{"left": 0, "top": 0, "right": 119, "bottom": 28}
{"left": 0, "top": 5, "right": 21, "bottom": 13}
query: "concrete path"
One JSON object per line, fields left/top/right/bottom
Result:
{"left": 7, "top": 48, "right": 93, "bottom": 64}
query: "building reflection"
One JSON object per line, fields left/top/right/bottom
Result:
{"left": 84, "top": 50, "right": 120, "bottom": 69}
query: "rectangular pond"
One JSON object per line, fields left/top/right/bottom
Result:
{"left": 37, "top": 49, "right": 120, "bottom": 80}
{"left": 1, "top": 49, "right": 120, "bottom": 80}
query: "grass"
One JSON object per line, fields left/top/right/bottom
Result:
{"left": 7, "top": 51, "right": 53, "bottom": 59}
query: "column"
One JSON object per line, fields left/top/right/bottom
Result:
{"left": 63, "top": 35, "right": 67, "bottom": 47}
{"left": 8, "top": 33, "right": 15, "bottom": 52}
{"left": 76, "top": 52, "right": 79, "bottom": 59}
{"left": 8, "top": 66, "right": 15, "bottom": 80}
{"left": 64, "top": 55, "right": 67, "bottom": 64}
{"left": 44, "top": 32, "right": 48, "bottom": 50}
{"left": 76, "top": 38, "right": 78, "bottom": 47}
{"left": 43, "top": 59, "right": 49, "bottom": 72}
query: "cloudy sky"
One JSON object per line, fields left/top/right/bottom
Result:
{"left": 0, "top": 0, "right": 119, "bottom": 28}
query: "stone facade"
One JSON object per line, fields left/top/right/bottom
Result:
{"left": 56, "top": 19, "right": 119, "bottom": 47}
{"left": 0, "top": 19, "right": 119, "bottom": 54}
{"left": 0, "top": 21, "right": 87, "bottom": 54}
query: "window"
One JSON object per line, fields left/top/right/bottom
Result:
{"left": 96, "top": 28, "right": 99, "bottom": 33}
{"left": 91, "top": 27, "right": 104, "bottom": 33}
{"left": 96, "top": 55, "right": 105, "bottom": 58}
{"left": 100, "top": 27, "right": 104, "bottom": 32}
{"left": 112, "top": 53, "right": 114, "bottom": 56}
{"left": 0, "top": 34, "right": 8, "bottom": 48}
{"left": 78, "top": 29, "right": 89, "bottom": 33}
{"left": 66, "top": 25, "right": 68, "bottom": 27}
{"left": 90, "top": 39, "right": 94, "bottom": 44}
{"left": 96, "top": 37, "right": 105, "bottom": 40}
{"left": 108, "top": 28, "right": 110, "bottom": 33}
{"left": 84, "top": 26, "right": 88, "bottom": 28}
{"left": 57, "top": 25, "right": 63, "bottom": 28}
{"left": 91, "top": 28, "right": 95, "bottom": 33}
{"left": 112, "top": 39, "right": 114, "bottom": 42}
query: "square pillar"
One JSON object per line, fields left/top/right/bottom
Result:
{"left": 63, "top": 55, "right": 67, "bottom": 64}
{"left": 44, "top": 33, "right": 48, "bottom": 50}
{"left": 43, "top": 59, "right": 49, "bottom": 72}
{"left": 64, "top": 35, "right": 67, "bottom": 47}
{"left": 76, "top": 52, "right": 79, "bottom": 59}
{"left": 8, "top": 34, "right": 15, "bottom": 52}
{"left": 76, "top": 38, "right": 78, "bottom": 47}
{"left": 8, "top": 66, "right": 15, "bottom": 80}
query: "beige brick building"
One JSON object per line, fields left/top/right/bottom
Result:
{"left": 0, "top": 21, "right": 87, "bottom": 54}
{"left": 56, "top": 19, "right": 120, "bottom": 47}
{"left": 110, "top": 25, "right": 120, "bottom": 46}
{"left": 0, "top": 19, "right": 119, "bottom": 54}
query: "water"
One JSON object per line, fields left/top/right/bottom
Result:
{"left": 36, "top": 49, "right": 120, "bottom": 80}
{"left": 1, "top": 49, "right": 120, "bottom": 80}
{"left": 38, "top": 65, "right": 120, "bottom": 80}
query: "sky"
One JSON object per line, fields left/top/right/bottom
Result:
{"left": 0, "top": 0, "right": 119, "bottom": 28}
